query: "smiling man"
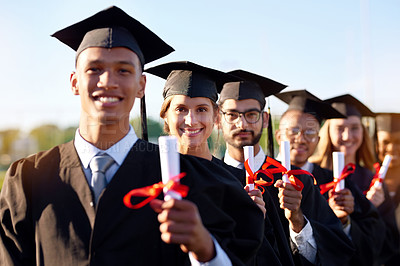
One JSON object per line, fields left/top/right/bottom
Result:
{"left": 0, "top": 6, "right": 263, "bottom": 266}
{"left": 219, "top": 78, "right": 355, "bottom": 265}
{"left": 276, "top": 89, "right": 387, "bottom": 265}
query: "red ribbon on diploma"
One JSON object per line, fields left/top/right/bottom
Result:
{"left": 261, "top": 157, "right": 315, "bottom": 191}
{"left": 319, "top": 163, "right": 356, "bottom": 195}
{"left": 244, "top": 159, "right": 274, "bottom": 193}
{"left": 363, "top": 163, "right": 382, "bottom": 195}
{"left": 123, "top": 173, "right": 188, "bottom": 209}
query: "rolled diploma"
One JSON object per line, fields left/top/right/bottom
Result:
{"left": 333, "top": 152, "right": 345, "bottom": 192}
{"left": 374, "top": 155, "right": 393, "bottom": 188}
{"left": 281, "top": 141, "right": 290, "bottom": 183}
{"left": 159, "top": 136, "right": 182, "bottom": 200}
{"left": 244, "top": 146, "right": 255, "bottom": 191}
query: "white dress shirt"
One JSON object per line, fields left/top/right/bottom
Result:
{"left": 299, "top": 161, "right": 352, "bottom": 239}
{"left": 224, "top": 147, "right": 317, "bottom": 264}
{"left": 74, "top": 126, "right": 231, "bottom": 265}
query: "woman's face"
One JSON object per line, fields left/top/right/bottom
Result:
{"left": 328, "top": 116, "right": 363, "bottom": 159}
{"left": 164, "top": 95, "right": 216, "bottom": 150}
{"left": 377, "top": 131, "right": 400, "bottom": 168}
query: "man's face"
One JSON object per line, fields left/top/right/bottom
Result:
{"left": 70, "top": 47, "right": 145, "bottom": 127}
{"left": 219, "top": 99, "right": 267, "bottom": 150}
{"left": 377, "top": 130, "right": 400, "bottom": 168}
{"left": 276, "top": 110, "right": 320, "bottom": 167}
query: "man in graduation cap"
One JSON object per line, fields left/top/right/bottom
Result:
{"left": 0, "top": 7, "right": 263, "bottom": 266}
{"left": 375, "top": 113, "right": 400, "bottom": 266}
{"left": 218, "top": 75, "right": 355, "bottom": 266}
{"left": 375, "top": 113, "right": 400, "bottom": 203}
{"left": 276, "top": 90, "right": 386, "bottom": 265}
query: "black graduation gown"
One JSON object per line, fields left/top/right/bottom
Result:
{"left": 312, "top": 163, "right": 386, "bottom": 265}
{"left": 386, "top": 185, "right": 400, "bottom": 266}
{"left": 261, "top": 156, "right": 355, "bottom": 266}
{"left": 0, "top": 140, "right": 264, "bottom": 266}
{"left": 345, "top": 164, "right": 400, "bottom": 265}
{"left": 212, "top": 157, "right": 295, "bottom": 266}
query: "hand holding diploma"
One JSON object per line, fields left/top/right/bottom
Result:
{"left": 333, "top": 152, "right": 345, "bottom": 192}
{"left": 328, "top": 188, "right": 354, "bottom": 225}
{"left": 244, "top": 146, "right": 255, "bottom": 191}
{"left": 275, "top": 179, "right": 305, "bottom": 233}
{"left": 276, "top": 141, "right": 305, "bottom": 232}
{"left": 281, "top": 141, "right": 291, "bottom": 183}
{"left": 245, "top": 185, "right": 266, "bottom": 218}
{"left": 159, "top": 136, "right": 183, "bottom": 200}
{"left": 364, "top": 155, "right": 391, "bottom": 207}
{"left": 150, "top": 199, "right": 215, "bottom": 262}
{"left": 151, "top": 136, "right": 215, "bottom": 262}
{"left": 373, "top": 155, "right": 392, "bottom": 189}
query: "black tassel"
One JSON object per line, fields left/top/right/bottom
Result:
{"left": 267, "top": 101, "right": 274, "bottom": 158}
{"left": 140, "top": 95, "right": 148, "bottom": 141}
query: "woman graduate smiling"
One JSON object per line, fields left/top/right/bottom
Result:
{"left": 146, "top": 61, "right": 286, "bottom": 266}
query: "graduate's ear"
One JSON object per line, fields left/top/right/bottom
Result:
{"left": 70, "top": 72, "right": 79, "bottom": 95}
{"left": 136, "top": 74, "right": 146, "bottom": 99}
{"left": 215, "top": 108, "right": 223, "bottom": 130}
{"left": 262, "top": 111, "right": 269, "bottom": 129}
{"left": 275, "top": 128, "right": 282, "bottom": 144}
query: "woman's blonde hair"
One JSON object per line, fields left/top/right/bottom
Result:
{"left": 310, "top": 119, "right": 376, "bottom": 171}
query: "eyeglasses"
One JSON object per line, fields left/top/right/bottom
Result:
{"left": 284, "top": 127, "right": 318, "bottom": 142}
{"left": 221, "top": 109, "right": 262, "bottom": 124}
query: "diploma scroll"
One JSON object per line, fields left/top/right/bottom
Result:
{"left": 244, "top": 146, "right": 255, "bottom": 191}
{"left": 374, "top": 154, "right": 393, "bottom": 189}
{"left": 281, "top": 141, "right": 291, "bottom": 183}
{"left": 158, "top": 136, "right": 182, "bottom": 200}
{"left": 333, "top": 152, "right": 345, "bottom": 192}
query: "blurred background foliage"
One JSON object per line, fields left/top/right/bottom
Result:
{"left": 0, "top": 115, "right": 281, "bottom": 190}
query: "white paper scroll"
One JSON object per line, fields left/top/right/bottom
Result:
{"left": 281, "top": 141, "right": 291, "bottom": 183}
{"left": 333, "top": 152, "right": 345, "bottom": 192}
{"left": 374, "top": 155, "right": 393, "bottom": 189}
{"left": 244, "top": 146, "right": 255, "bottom": 191}
{"left": 158, "top": 136, "right": 182, "bottom": 200}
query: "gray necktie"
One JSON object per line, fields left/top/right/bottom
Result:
{"left": 89, "top": 154, "right": 115, "bottom": 203}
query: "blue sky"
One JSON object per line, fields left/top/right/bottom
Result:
{"left": 1, "top": 0, "right": 399, "bottom": 131}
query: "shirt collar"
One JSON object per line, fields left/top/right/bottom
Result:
{"left": 253, "top": 147, "right": 266, "bottom": 170}
{"left": 74, "top": 125, "right": 138, "bottom": 168}
{"left": 276, "top": 152, "right": 314, "bottom": 172}
{"left": 300, "top": 160, "right": 314, "bottom": 173}
{"left": 224, "top": 146, "right": 266, "bottom": 170}
{"left": 223, "top": 150, "right": 244, "bottom": 169}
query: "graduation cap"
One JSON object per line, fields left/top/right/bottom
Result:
{"left": 219, "top": 70, "right": 287, "bottom": 109}
{"left": 375, "top": 113, "right": 400, "bottom": 132}
{"left": 324, "top": 94, "right": 375, "bottom": 117}
{"left": 275, "top": 89, "right": 346, "bottom": 124}
{"left": 52, "top": 5, "right": 174, "bottom": 67}
{"left": 145, "top": 61, "right": 237, "bottom": 103}
{"left": 219, "top": 70, "right": 287, "bottom": 157}
{"left": 52, "top": 6, "right": 174, "bottom": 142}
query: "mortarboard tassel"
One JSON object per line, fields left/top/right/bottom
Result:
{"left": 140, "top": 96, "right": 148, "bottom": 141}
{"left": 267, "top": 98, "right": 274, "bottom": 158}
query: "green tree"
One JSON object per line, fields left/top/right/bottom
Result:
{"left": 130, "top": 116, "right": 164, "bottom": 142}
{"left": 30, "top": 124, "right": 63, "bottom": 151}
{"left": 0, "top": 129, "right": 20, "bottom": 154}
{"left": 62, "top": 126, "right": 78, "bottom": 144}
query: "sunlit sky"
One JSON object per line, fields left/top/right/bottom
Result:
{"left": 1, "top": 0, "right": 399, "bottom": 132}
